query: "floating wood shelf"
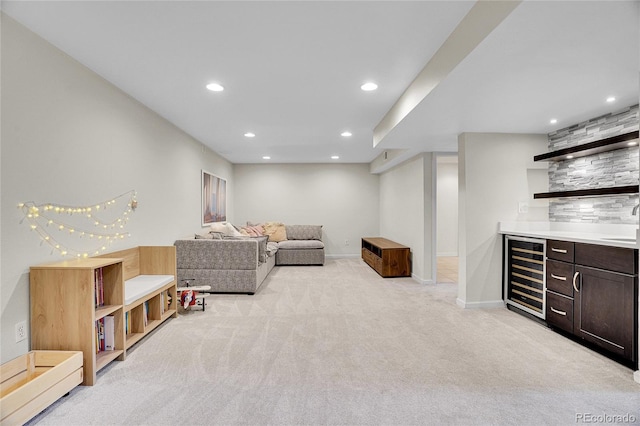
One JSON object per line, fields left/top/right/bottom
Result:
{"left": 534, "top": 131, "right": 639, "bottom": 162}
{"left": 534, "top": 185, "right": 639, "bottom": 199}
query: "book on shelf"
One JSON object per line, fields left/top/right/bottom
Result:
{"left": 143, "top": 301, "right": 149, "bottom": 326}
{"left": 95, "top": 316, "right": 115, "bottom": 352}
{"left": 104, "top": 315, "right": 115, "bottom": 351}
{"left": 95, "top": 318, "right": 105, "bottom": 353}
{"left": 94, "top": 267, "right": 104, "bottom": 307}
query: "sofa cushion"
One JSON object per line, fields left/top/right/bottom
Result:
{"left": 262, "top": 222, "right": 288, "bottom": 242}
{"left": 285, "top": 225, "right": 322, "bottom": 240}
{"left": 277, "top": 240, "right": 324, "bottom": 250}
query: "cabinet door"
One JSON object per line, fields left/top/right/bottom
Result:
{"left": 574, "top": 265, "right": 636, "bottom": 361}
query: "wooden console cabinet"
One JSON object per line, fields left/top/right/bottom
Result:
{"left": 361, "top": 237, "right": 411, "bottom": 278}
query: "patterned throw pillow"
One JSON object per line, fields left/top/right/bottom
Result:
{"left": 240, "top": 225, "right": 264, "bottom": 237}
{"left": 262, "top": 222, "right": 287, "bottom": 242}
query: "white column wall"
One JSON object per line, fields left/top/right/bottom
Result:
{"left": 379, "top": 154, "right": 434, "bottom": 283}
{"left": 457, "top": 133, "right": 548, "bottom": 308}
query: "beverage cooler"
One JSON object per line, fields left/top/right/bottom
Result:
{"left": 503, "top": 235, "right": 546, "bottom": 319}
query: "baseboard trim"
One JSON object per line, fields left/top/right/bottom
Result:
{"left": 412, "top": 274, "right": 435, "bottom": 285}
{"left": 456, "top": 298, "right": 504, "bottom": 309}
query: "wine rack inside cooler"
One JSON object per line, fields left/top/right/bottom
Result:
{"left": 504, "top": 236, "right": 546, "bottom": 319}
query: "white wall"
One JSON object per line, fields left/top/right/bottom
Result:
{"left": 1, "top": 16, "right": 233, "bottom": 362}
{"left": 233, "top": 163, "right": 379, "bottom": 257}
{"left": 436, "top": 158, "right": 458, "bottom": 257}
{"left": 457, "top": 132, "right": 548, "bottom": 308}
{"left": 379, "top": 154, "right": 434, "bottom": 283}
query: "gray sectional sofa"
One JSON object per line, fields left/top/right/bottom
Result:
{"left": 174, "top": 224, "right": 324, "bottom": 294}
{"left": 276, "top": 225, "right": 325, "bottom": 266}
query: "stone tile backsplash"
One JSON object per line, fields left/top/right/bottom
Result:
{"left": 547, "top": 105, "right": 639, "bottom": 224}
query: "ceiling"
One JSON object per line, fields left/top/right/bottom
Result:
{"left": 2, "top": 1, "right": 638, "bottom": 168}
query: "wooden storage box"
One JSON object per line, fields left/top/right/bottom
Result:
{"left": 0, "top": 350, "right": 83, "bottom": 425}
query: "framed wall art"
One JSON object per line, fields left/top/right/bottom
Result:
{"left": 202, "top": 170, "right": 227, "bottom": 226}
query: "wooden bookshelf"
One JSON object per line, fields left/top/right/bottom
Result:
{"left": 30, "top": 258, "right": 125, "bottom": 386}
{"left": 30, "top": 246, "right": 177, "bottom": 386}
{"left": 100, "top": 246, "right": 177, "bottom": 351}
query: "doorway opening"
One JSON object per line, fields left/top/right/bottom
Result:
{"left": 435, "top": 154, "right": 459, "bottom": 284}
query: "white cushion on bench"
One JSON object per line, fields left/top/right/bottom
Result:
{"left": 125, "top": 275, "right": 174, "bottom": 305}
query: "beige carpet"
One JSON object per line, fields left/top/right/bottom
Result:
{"left": 28, "top": 258, "right": 639, "bottom": 425}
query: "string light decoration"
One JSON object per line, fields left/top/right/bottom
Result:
{"left": 18, "top": 190, "right": 138, "bottom": 258}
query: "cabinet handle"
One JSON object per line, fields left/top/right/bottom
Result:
{"left": 551, "top": 248, "right": 568, "bottom": 254}
{"left": 550, "top": 307, "right": 567, "bottom": 316}
{"left": 550, "top": 274, "right": 566, "bottom": 281}
{"left": 572, "top": 271, "right": 580, "bottom": 293}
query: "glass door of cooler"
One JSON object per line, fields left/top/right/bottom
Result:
{"left": 504, "top": 235, "right": 546, "bottom": 319}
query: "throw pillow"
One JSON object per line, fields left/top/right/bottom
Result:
{"left": 240, "top": 224, "right": 264, "bottom": 237}
{"left": 210, "top": 221, "right": 229, "bottom": 235}
{"left": 195, "top": 231, "right": 223, "bottom": 239}
{"left": 210, "top": 221, "right": 243, "bottom": 237}
{"left": 262, "top": 222, "right": 287, "bottom": 242}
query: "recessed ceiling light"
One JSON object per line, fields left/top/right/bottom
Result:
{"left": 566, "top": 155, "right": 574, "bottom": 159}
{"left": 331, "top": 155, "right": 340, "bottom": 160}
{"left": 550, "top": 118, "right": 558, "bottom": 124}
{"left": 606, "top": 96, "right": 616, "bottom": 103}
{"left": 206, "top": 83, "right": 224, "bottom": 92}
{"left": 262, "top": 156, "right": 271, "bottom": 160}
{"left": 360, "top": 82, "right": 378, "bottom": 91}
{"left": 627, "top": 141, "right": 637, "bottom": 146}
{"left": 244, "top": 132, "right": 255, "bottom": 138}
{"left": 341, "top": 131, "right": 352, "bottom": 137}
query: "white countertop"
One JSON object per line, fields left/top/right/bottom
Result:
{"left": 499, "top": 221, "right": 639, "bottom": 249}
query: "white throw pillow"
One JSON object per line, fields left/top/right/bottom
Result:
{"left": 210, "top": 221, "right": 243, "bottom": 237}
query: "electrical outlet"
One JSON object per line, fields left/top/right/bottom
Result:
{"left": 344, "top": 239, "right": 350, "bottom": 246}
{"left": 15, "top": 321, "right": 27, "bottom": 343}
